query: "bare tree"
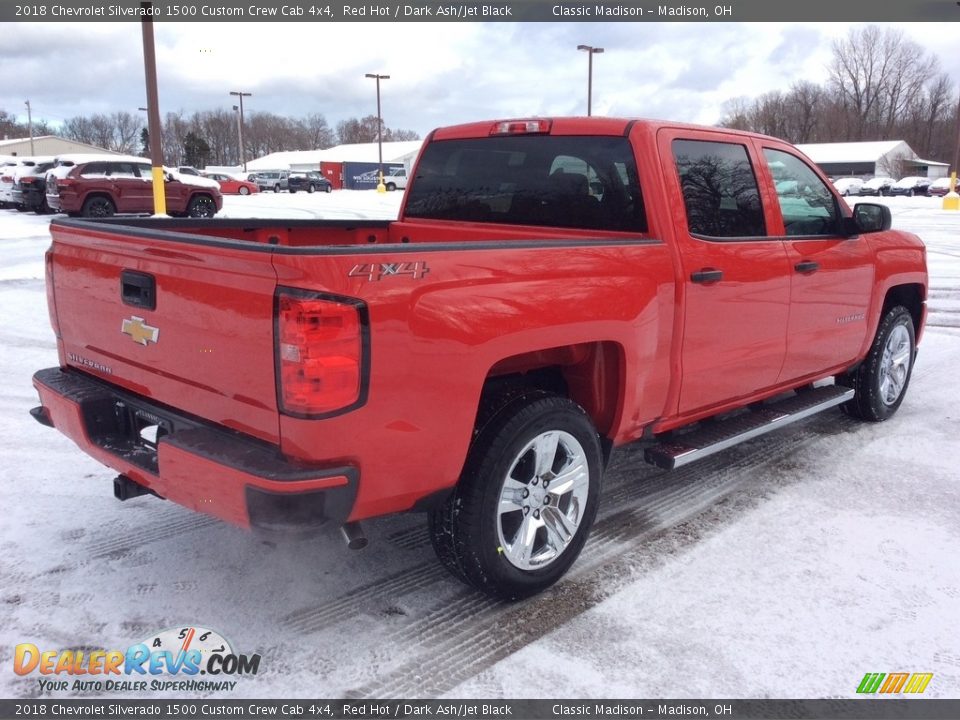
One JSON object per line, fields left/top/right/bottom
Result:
{"left": 784, "top": 81, "right": 825, "bottom": 143}
{"left": 112, "top": 111, "right": 142, "bottom": 154}
{"left": 829, "top": 25, "right": 939, "bottom": 141}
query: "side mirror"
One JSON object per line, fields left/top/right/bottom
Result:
{"left": 845, "top": 203, "right": 891, "bottom": 235}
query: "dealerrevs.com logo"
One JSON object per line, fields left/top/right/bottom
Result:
{"left": 14, "top": 626, "right": 261, "bottom": 693}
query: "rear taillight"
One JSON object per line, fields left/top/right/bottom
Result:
{"left": 45, "top": 248, "right": 60, "bottom": 339}
{"left": 275, "top": 289, "right": 368, "bottom": 417}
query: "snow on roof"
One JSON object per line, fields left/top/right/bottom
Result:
{"left": 912, "top": 157, "right": 950, "bottom": 168}
{"left": 247, "top": 141, "right": 423, "bottom": 170}
{"left": 320, "top": 141, "right": 423, "bottom": 163}
{"left": 0, "top": 136, "right": 54, "bottom": 147}
{"left": 796, "top": 140, "right": 914, "bottom": 164}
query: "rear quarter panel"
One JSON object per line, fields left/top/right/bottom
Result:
{"left": 271, "top": 239, "right": 675, "bottom": 519}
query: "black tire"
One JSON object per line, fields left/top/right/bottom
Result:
{"left": 837, "top": 305, "right": 916, "bottom": 421}
{"left": 186, "top": 195, "right": 216, "bottom": 218}
{"left": 274, "top": 184, "right": 281, "bottom": 193}
{"left": 386, "top": 182, "right": 397, "bottom": 192}
{"left": 307, "top": 184, "right": 315, "bottom": 194}
{"left": 289, "top": 188, "right": 297, "bottom": 194}
{"left": 81, "top": 195, "right": 115, "bottom": 218}
{"left": 429, "top": 393, "right": 602, "bottom": 600}
{"left": 907, "top": 189, "right": 914, "bottom": 197}
{"left": 324, "top": 185, "right": 332, "bottom": 193}
{"left": 15, "top": 203, "right": 28, "bottom": 212}
{"left": 238, "top": 186, "right": 250, "bottom": 196}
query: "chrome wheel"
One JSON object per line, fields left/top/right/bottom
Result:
{"left": 879, "top": 324, "right": 911, "bottom": 406}
{"left": 496, "top": 430, "right": 590, "bottom": 571}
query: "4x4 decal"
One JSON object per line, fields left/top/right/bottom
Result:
{"left": 348, "top": 261, "right": 430, "bottom": 281}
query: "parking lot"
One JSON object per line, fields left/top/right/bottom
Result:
{"left": 0, "top": 194, "right": 958, "bottom": 699}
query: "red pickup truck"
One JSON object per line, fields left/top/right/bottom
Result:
{"left": 31, "top": 117, "right": 927, "bottom": 599}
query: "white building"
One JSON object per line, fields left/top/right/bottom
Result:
{"left": 796, "top": 140, "right": 948, "bottom": 179}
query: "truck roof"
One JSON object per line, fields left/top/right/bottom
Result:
{"left": 430, "top": 116, "right": 788, "bottom": 146}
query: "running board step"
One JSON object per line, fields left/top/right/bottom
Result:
{"left": 644, "top": 385, "right": 854, "bottom": 470}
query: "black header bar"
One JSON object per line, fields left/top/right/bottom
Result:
{"left": 2, "top": 0, "right": 959, "bottom": 22}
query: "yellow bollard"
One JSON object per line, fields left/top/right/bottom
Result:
{"left": 944, "top": 171, "right": 959, "bottom": 211}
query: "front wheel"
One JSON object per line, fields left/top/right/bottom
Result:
{"left": 238, "top": 186, "right": 250, "bottom": 196}
{"left": 307, "top": 184, "right": 315, "bottom": 194}
{"left": 837, "top": 305, "right": 916, "bottom": 421}
{"left": 429, "top": 394, "right": 602, "bottom": 600}
{"left": 324, "top": 185, "right": 332, "bottom": 193}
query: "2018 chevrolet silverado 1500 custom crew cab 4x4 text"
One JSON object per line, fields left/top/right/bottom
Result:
{"left": 31, "top": 118, "right": 927, "bottom": 599}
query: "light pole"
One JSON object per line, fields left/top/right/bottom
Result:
{"left": 229, "top": 90, "right": 251, "bottom": 171}
{"left": 232, "top": 105, "right": 243, "bottom": 170}
{"left": 24, "top": 100, "right": 34, "bottom": 155}
{"left": 365, "top": 73, "right": 390, "bottom": 193}
{"left": 576, "top": 45, "right": 604, "bottom": 117}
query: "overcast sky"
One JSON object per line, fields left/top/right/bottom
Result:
{"left": 1, "top": 21, "right": 956, "bottom": 140}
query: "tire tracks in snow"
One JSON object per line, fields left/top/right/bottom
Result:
{"left": 273, "top": 410, "right": 856, "bottom": 697}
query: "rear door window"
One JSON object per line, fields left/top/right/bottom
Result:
{"left": 80, "top": 162, "right": 109, "bottom": 178}
{"left": 672, "top": 139, "right": 766, "bottom": 238}
{"left": 404, "top": 135, "right": 647, "bottom": 232}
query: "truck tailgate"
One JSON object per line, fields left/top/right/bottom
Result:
{"left": 48, "top": 220, "right": 281, "bottom": 444}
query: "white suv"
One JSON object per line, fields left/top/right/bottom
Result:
{"left": 254, "top": 170, "right": 289, "bottom": 193}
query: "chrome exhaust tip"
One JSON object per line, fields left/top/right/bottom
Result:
{"left": 340, "top": 522, "right": 368, "bottom": 550}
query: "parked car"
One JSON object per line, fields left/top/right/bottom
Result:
{"left": 926, "top": 177, "right": 955, "bottom": 197}
{"left": 832, "top": 177, "right": 864, "bottom": 196}
{"left": 287, "top": 171, "right": 332, "bottom": 194}
{"left": 255, "top": 170, "right": 289, "bottom": 193}
{"left": 888, "top": 176, "right": 932, "bottom": 197}
{"left": 0, "top": 157, "right": 20, "bottom": 208}
{"left": 384, "top": 167, "right": 408, "bottom": 191}
{"left": 46, "top": 156, "right": 222, "bottom": 218}
{"left": 12, "top": 157, "right": 57, "bottom": 213}
{"left": 857, "top": 177, "right": 895, "bottom": 196}
{"left": 203, "top": 172, "right": 259, "bottom": 195}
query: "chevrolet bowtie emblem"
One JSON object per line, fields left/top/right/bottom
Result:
{"left": 121, "top": 316, "right": 159, "bottom": 346}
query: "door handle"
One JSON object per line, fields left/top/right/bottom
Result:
{"left": 794, "top": 261, "right": 820, "bottom": 274}
{"left": 121, "top": 270, "right": 156, "bottom": 311}
{"left": 691, "top": 269, "right": 723, "bottom": 284}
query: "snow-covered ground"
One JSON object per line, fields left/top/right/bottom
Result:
{"left": 0, "top": 193, "right": 958, "bottom": 700}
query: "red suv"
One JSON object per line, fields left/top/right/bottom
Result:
{"left": 46, "top": 158, "right": 222, "bottom": 218}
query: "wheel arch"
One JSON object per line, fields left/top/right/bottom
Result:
{"left": 480, "top": 340, "right": 624, "bottom": 462}
{"left": 881, "top": 283, "right": 925, "bottom": 339}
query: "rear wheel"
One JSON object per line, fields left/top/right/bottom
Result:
{"left": 837, "top": 305, "right": 916, "bottom": 421}
{"left": 187, "top": 195, "right": 217, "bottom": 218}
{"left": 324, "top": 185, "right": 332, "bottom": 193}
{"left": 81, "top": 195, "right": 115, "bottom": 218}
{"left": 274, "top": 184, "right": 281, "bottom": 193}
{"left": 238, "top": 186, "right": 250, "bottom": 196}
{"left": 386, "top": 182, "right": 397, "bottom": 191}
{"left": 429, "top": 393, "right": 602, "bottom": 600}
{"left": 307, "top": 184, "right": 315, "bottom": 194}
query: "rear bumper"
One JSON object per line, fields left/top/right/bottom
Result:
{"left": 31, "top": 367, "right": 358, "bottom": 531}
